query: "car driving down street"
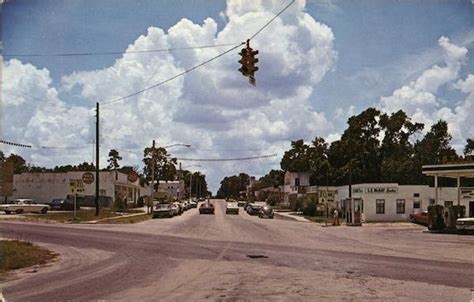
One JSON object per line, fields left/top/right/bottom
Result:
{"left": 199, "top": 201, "right": 215, "bottom": 214}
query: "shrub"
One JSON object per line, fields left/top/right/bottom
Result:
{"left": 114, "top": 197, "right": 126, "bottom": 212}
{"left": 294, "top": 195, "right": 318, "bottom": 216}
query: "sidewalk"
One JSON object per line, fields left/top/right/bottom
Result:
{"left": 274, "top": 211, "right": 310, "bottom": 222}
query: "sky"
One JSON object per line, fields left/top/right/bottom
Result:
{"left": 2, "top": 0, "right": 474, "bottom": 193}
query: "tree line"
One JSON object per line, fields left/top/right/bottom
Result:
{"left": 216, "top": 108, "right": 474, "bottom": 197}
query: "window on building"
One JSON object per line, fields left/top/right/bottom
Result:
{"left": 376, "top": 199, "right": 385, "bottom": 214}
{"left": 413, "top": 193, "right": 420, "bottom": 198}
{"left": 413, "top": 201, "right": 421, "bottom": 209}
{"left": 295, "top": 178, "right": 300, "bottom": 187}
{"left": 429, "top": 199, "right": 435, "bottom": 205}
{"left": 396, "top": 199, "right": 405, "bottom": 214}
{"left": 444, "top": 200, "right": 453, "bottom": 207}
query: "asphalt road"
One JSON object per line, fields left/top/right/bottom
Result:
{"left": 0, "top": 200, "right": 472, "bottom": 301}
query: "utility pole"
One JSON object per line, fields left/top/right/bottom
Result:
{"left": 150, "top": 139, "right": 156, "bottom": 214}
{"left": 189, "top": 172, "right": 192, "bottom": 204}
{"left": 95, "top": 102, "right": 100, "bottom": 216}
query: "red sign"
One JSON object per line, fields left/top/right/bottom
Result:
{"left": 82, "top": 172, "right": 95, "bottom": 184}
{"left": 128, "top": 171, "right": 139, "bottom": 183}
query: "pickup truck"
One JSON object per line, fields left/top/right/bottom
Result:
{"left": 0, "top": 199, "right": 50, "bottom": 214}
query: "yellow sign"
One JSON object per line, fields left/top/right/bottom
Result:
{"left": 70, "top": 179, "right": 85, "bottom": 193}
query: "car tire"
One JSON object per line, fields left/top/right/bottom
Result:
{"left": 15, "top": 209, "right": 24, "bottom": 214}
{"left": 41, "top": 208, "right": 48, "bottom": 214}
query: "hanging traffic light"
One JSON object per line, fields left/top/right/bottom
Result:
{"left": 238, "top": 40, "right": 259, "bottom": 86}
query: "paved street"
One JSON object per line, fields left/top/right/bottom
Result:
{"left": 1, "top": 200, "right": 473, "bottom": 301}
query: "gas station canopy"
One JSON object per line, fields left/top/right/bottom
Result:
{"left": 422, "top": 163, "right": 474, "bottom": 178}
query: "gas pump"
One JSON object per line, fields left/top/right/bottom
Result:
{"left": 428, "top": 205, "right": 445, "bottom": 231}
{"left": 345, "top": 198, "right": 363, "bottom": 226}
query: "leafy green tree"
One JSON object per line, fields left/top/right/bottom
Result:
{"left": 254, "top": 170, "right": 284, "bottom": 190}
{"left": 280, "top": 139, "right": 311, "bottom": 172}
{"left": 143, "top": 146, "right": 177, "bottom": 184}
{"left": 464, "top": 138, "right": 474, "bottom": 156}
{"left": 379, "top": 110, "right": 424, "bottom": 184}
{"left": 107, "top": 149, "right": 122, "bottom": 170}
{"left": 414, "top": 120, "right": 458, "bottom": 166}
{"left": 0, "top": 151, "right": 5, "bottom": 161}
{"left": 216, "top": 173, "right": 249, "bottom": 199}
{"left": 6, "top": 154, "right": 28, "bottom": 174}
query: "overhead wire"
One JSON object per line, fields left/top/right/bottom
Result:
{"left": 101, "top": 42, "right": 245, "bottom": 106}
{"left": 3, "top": 43, "right": 242, "bottom": 58}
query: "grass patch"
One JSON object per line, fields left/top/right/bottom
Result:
{"left": 0, "top": 240, "right": 57, "bottom": 275}
{"left": 304, "top": 216, "right": 332, "bottom": 223}
{"left": 24, "top": 209, "right": 121, "bottom": 223}
{"left": 97, "top": 213, "right": 152, "bottom": 224}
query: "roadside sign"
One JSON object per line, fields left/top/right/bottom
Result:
{"left": 70, "top": 179, "right": 85, "bottom": 193}
{"left": 82, "top": 172, "right": 94, "bottom": 184}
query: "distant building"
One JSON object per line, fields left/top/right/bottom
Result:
{"left": 158, "top": 180, "right": 185, "bottom": 201}
{"left": 10, "top": 171, "right": 143, "bottom": 207}
{"left": 281, "top": 171, "right": 310, "bottom": 207}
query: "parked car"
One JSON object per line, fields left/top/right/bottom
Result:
{"left": 49, "top": 198, "right": 77, "bottom": 211}
{"left": 189, "top": 201, "right": 198, "bottom": 208}
{"left": 226, "top": 202, "right": 239, "bottom": 215}
{"left": 172, "top": 202, "right": 183, "bottom": 215}
{"left": 237, "top": 201, "right": 247, "bottom": 207}
{"left": 152, "top": 203, "right": 174, "bottom": 218}
{"left": 259, "top": 205, "right": 274, "bottom": 219}
{"left": 0, "top": 199, "right": 50, "bottom": 214}
{"left": 409, "top": 211, "right": 429, "bottom": 226}
{"left": 199, "top": 202, "right": 215, "bottom": 214}
{"left": 456, "top": 217, "right": 474, "bottom": 233}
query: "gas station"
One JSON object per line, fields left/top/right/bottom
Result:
{"left": 422, "top": 162, "right": 474, "bottom": 217}
{"left": 422, "top": 162, "right": 474, "bottom": 230}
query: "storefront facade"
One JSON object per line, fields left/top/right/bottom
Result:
{"left": 10, "top": 171, "right": 143, "bottom": 206}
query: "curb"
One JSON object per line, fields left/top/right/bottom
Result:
{"left": 85, "top": 212, "right": 148, "bottom": 224}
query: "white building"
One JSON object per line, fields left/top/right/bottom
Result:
{"left": 11, "top": 171, "right": 143, "bottom": 206}
{"left": 335, "top": 183, "right": 465, "bottom": 222}
{"left": 158, "top": 180, "right": 185, "bottom": 201}
{"left": 282, "top": 172, "right": 310, "bottom": 207}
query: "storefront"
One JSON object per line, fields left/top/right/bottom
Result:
{"left": 336, "top": 184, "right": 458, "bottom": 222}
{"left": 10, "top": 171, "right": 143, "bottom": 207}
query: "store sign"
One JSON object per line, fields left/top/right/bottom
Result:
{"left": 82, "top": 172, "right": 94, "bottom": 184}
{"left": 127, "top": 171, "right": 139, "bottom": 183}
{"left": 353, "top": 187, "right": 398, "bottom": 194}
{"left": 461, "top": 188, "right": 474, "bottom": 199}
{"left": 70, "top": 179, "right": 85, "bottom": 193}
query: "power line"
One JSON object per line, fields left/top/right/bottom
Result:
{"left": 101, "top": 42, "right": 245, "bottom": 106}
{"left": 249, "top": 0, "right": 296, "bottom": 40}
{"left": 3, "top": 43, "right": 241, "bottom": 58}
{"left": 176, "top": 154, "right": 278, "bottom": 162}
{"left": 0, "top": 140, "right": 32, "bottom": 148}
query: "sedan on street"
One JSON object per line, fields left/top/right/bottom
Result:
{"left": 199, "top": 202, "right": 215, "bottom": 214}
{"left": 226, "top": 202, "right": 239, "bottom": 214}
{"left": 259, "top": 205, "right": 274, "bottom": 219}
